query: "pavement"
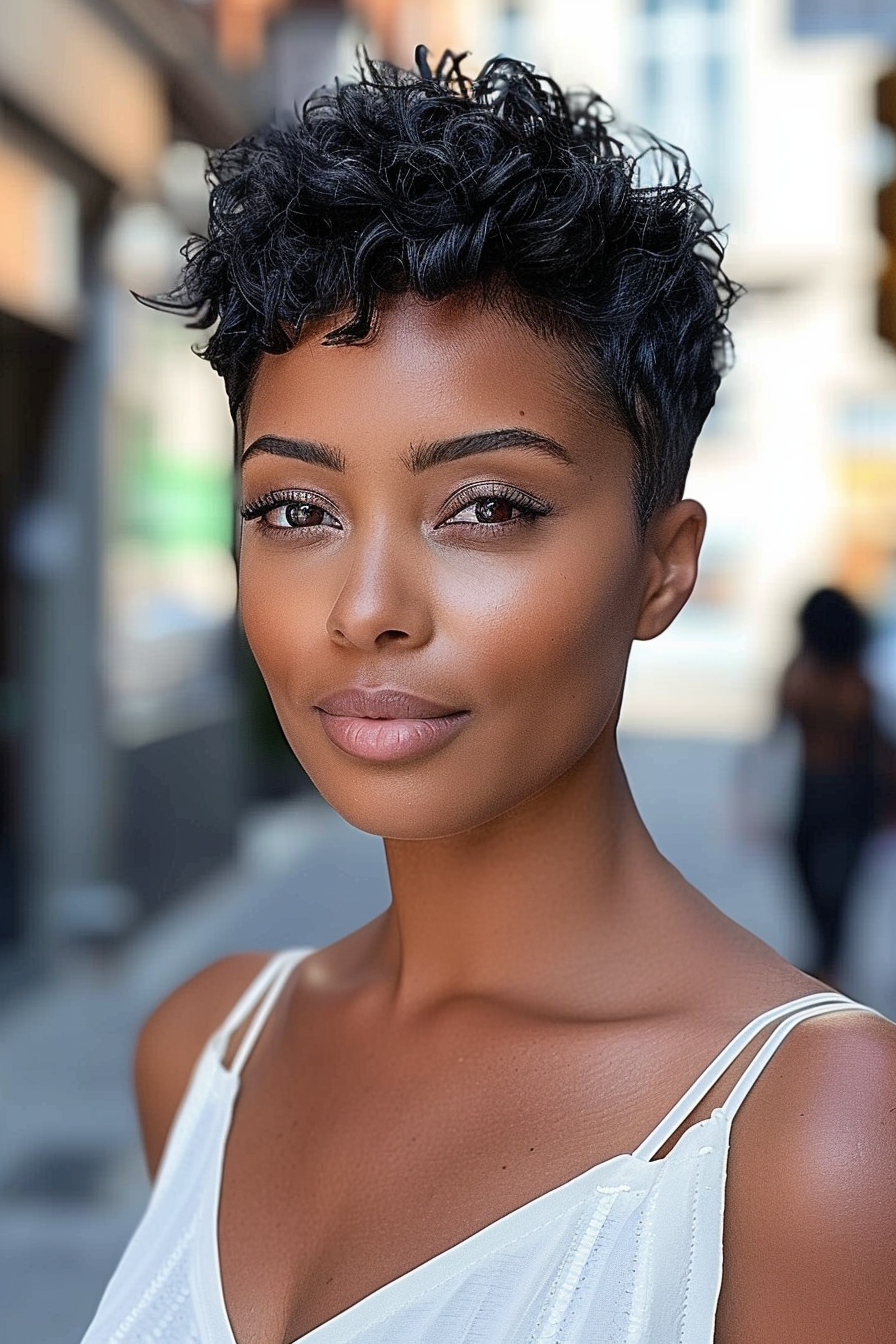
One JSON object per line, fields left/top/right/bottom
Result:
{"left": 2, "top": 733, "right": 896, "bottom": 1344}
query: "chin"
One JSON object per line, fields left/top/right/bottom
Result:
{"left": 277, "top": 700, "right": 616, "bottom": 841}
{"left": 281, "top": 726, "right": 518, "bottom": 838}
{"left": 299, "top": 762, "right": 517, "bottom": 840}
{"left": 286, "top": 724, "right": 599, "bottom": 841}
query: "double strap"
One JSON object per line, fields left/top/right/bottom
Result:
{"left": 632, "top": 992, "right": 877, "bottom": 1162}
{"left": 210, "top": 948, "right": 312, "bottom": 1076}
{"left": 213, "top": 965, "right": 878, "bottom": 1148}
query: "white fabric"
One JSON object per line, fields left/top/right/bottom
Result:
{"left": 79, "top": 951, "right": 876, "bottom": 1344}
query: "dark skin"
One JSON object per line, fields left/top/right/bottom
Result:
{"left": 136, "top": 294, "right": 896, "bottom": 1344}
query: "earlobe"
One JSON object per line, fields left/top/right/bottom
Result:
{"left": 634, "top": 500, "right": 706, "bottom": 641}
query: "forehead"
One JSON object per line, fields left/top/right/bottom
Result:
{"left": 242, "top": 294, "right": 627, "bottom": 466}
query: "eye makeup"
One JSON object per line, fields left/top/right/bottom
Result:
{"left": 239, "top": 480, "right": 554, "bottom": 539}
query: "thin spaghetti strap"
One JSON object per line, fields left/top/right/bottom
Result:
{"left": 229, "top": 948, "right": 310, "bottom": 1077}
{"left": 632, "top": 992, "right": 849, "bottom": 1161}
{"left": 209, "top": 949, "right": 310, "bottom": 1069}
{"left": 720, "top": 996, "right": 881, "bottom": 1122}
{"left": 213, "top": 952, "right": 291, "bottom": 1046}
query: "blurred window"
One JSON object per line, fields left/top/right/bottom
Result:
{"left": 644, "top": 0, "right": 727, "bottom": 12}
{"left": 633, "top": 0, "right": 736, "bottom": 221}
{"left": 498, "top": 3, "right": 536, "bottom": 63}
{"left": 791, "top": 1, "right": 896, "bottom": 44}
{"left": 642, "top": 56, "right": 665, "bottom": 110}
{"left": 705, "top": 50, "right": 727, "bottom": 115}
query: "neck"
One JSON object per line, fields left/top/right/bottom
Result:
{"left": 377, "top": 733, "right": 684, "bottom": 1015}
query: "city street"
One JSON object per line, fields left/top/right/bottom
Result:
{"left": 3, "top": 733, "right": 896, "bottom": 1344}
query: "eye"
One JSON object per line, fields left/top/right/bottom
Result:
{"left": 450, "top": 497, "right": 520, "bottom": 526}
{"left": 271, "top": 502, "right": 334, "bottom": 529}
{"left": 441, "top": 485, "right": 551, "bottom": 531}
{"left": 240, "top": 491, "right": 341, "bottom": 533}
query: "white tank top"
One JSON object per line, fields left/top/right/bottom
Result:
{"left": 79, "top": 950, "right": 876, "bottom": 1344}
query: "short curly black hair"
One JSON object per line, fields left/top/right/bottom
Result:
{"left": 146, "top": 48, "right": 741, "bottom": 526}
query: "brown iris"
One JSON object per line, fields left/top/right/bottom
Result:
{"left": 475, "top": 498, "right": 516, "bottom": 524}
{"left": 286, "top": 502, "right": 328, "bottom": 527}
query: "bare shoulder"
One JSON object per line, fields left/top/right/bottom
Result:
{"left": 133, "top": 951, "right": 272, "bottom": 1179}
{"left": 717, "top": 1006, "right": 896, "bottom": 1344}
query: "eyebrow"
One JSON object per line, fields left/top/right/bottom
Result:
{"left": 241, "top": 435, "right": 346, "bottom": 471}
{"left": 404, "top": 428, "right": 573, "bottom": 471}
{"left": 241, "top": 427, "right": 573, "bottom": 471}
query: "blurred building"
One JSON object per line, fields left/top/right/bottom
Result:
{"left": 526, "top": 0, "right": 896, "bottom": 737}
{"left": 0, "top": 1, "right": 351, "bottom": 980}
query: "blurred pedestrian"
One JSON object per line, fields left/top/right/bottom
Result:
{"left": 779, "top": 588, "right": 892, "bottom": 984}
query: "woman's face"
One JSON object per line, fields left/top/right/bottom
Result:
{"left": 239, "top": 294, "right": 697, "bottom": 839}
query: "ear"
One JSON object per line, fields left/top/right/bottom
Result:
{"left": 634, "top": 499, "right": 706, "bottom": 641}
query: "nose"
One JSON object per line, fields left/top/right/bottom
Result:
{"left": 325, "top": 528, "right": 434, "bottom": 652}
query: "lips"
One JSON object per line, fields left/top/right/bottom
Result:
{"left": 314, "top": 686, "right": 470, "bottom": 762}
{"left": 314, "top": 687, "right": 462, "bottom": 719}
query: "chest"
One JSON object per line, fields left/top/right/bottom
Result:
{"left": 216, "top": 1014, "right": 718, "bottom": 1344}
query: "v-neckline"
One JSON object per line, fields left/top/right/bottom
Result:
{"left": 198, "top": 1060, "right": 726, "bottom": 1344}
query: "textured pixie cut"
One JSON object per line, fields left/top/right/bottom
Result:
{"left": 148, "top": 48, "right": 741, "bottom": 527}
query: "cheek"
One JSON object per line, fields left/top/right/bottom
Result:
{"left": 237, "top": 545, "right": 324, "bottom": 690}
{"left": 443, "top": 536, "right": 639, "bottom": 714}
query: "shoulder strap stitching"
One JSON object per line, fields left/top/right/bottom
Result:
{"left": 720, "top": 998, "right": 880, "bottom": 1122}
{"left": 632, "top": 992, "right": 849, "bottom": 1161}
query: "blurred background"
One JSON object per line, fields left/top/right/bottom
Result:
{"left": 2, "top": 1, "right": 896, "bottom": 1339}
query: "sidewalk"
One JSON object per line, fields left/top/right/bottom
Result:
{"left": 0, "top": 795, "right": 392, "bottom": 1344}
{"left": 2, "top": 735, "right": 895, "bottom": 1344}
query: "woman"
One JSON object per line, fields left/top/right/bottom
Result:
{"left": 81, "top": 51, "right": 896, "bottom": 1344}
{"left": 780, "top": 588, "right": 886, "bottom": 985}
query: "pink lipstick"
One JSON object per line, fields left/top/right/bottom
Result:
{"left": 314, "top": 687, "right": 470, "bottom": 762}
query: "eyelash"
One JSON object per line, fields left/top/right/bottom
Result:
{"left": 239, "top": 490, "right": 340, "bottom": 535}
{"left": 239, "top": 484, "right": 552, "bottom": 537}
